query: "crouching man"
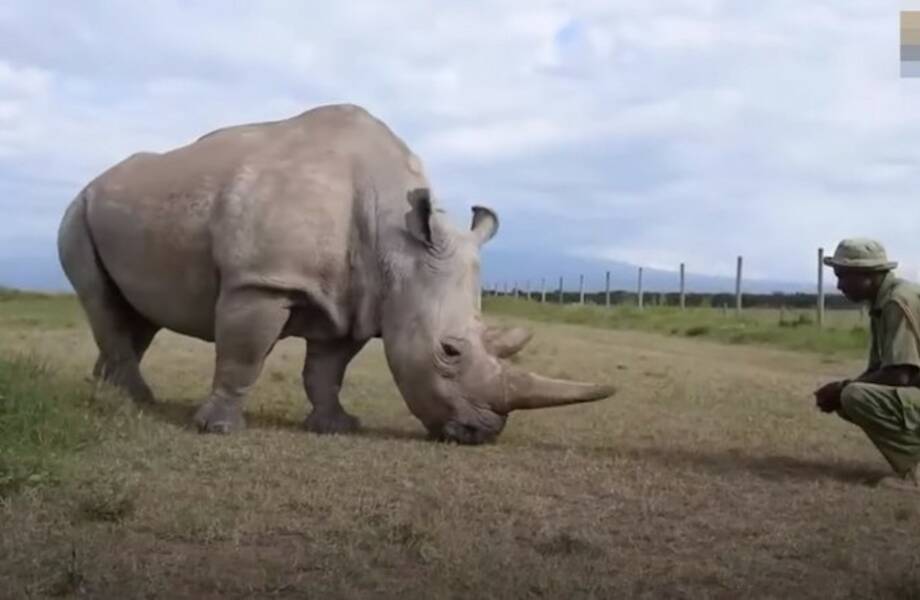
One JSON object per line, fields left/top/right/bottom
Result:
{"left": 814, "top": 238, "right": 920, "bottom": 492}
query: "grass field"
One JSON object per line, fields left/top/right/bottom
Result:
{"left": 2, "top": 292, "right": 919, "bottom": 599}
{"left": 483, "top": 296, "right": 871, "bottom": 359}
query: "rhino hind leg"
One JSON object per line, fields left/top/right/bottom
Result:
{"left": 193, "top": 291, "right": 290, "bottom": 434}
{"left": 302, "top": 338, "right": 367, "bottom": 434}
{"left": 91, "top": 319, "right": 160, "bottom": 402}
{"left": 93, "top": 321, "right": 159, "bottom": 378}
{"left": 58, "top": 195, "right": 157, "bottom": 404}
{"left": 85, "top": 317, "right": 158, "bottom": 404}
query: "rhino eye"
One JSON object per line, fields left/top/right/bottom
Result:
{"left": 441, "top": 342, "right": 462, "bottom": 357}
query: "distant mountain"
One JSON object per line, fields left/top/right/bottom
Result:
{"left": 0, "top": 254, "right": 70, "bottom": 292}
{"left": 2, "top": 244, "right": 817, "bottom": 295}
{"left": 479, "top": 248, "right": 816, "bottom": 295}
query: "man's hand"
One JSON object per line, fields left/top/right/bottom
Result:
{"left": 813, "top": 380, "right": 849, "bottom": 413}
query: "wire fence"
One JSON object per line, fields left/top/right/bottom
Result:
{"left": 482, "top": 248, "right": 865, "bottom": 328}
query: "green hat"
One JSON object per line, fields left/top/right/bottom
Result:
{"left": 823, "top": 238, "right": 898, "bottom": 271}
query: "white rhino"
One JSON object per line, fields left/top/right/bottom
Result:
{"left": 57, "top": 103, "right": 614, "bottom": 444}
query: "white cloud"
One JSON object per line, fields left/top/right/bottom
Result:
{"left": 0, "top": 61, "right": 51, "bottom": 96}
{"left": 1, "top": 0, "right": 920, "bottom": 289}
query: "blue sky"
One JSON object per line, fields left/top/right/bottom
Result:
{"left": 2, "top": 1, "right": 920, "bottom": 291}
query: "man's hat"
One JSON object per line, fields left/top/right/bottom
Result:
{"left": 823, "top": 238, "right": 898, "bottom": 271}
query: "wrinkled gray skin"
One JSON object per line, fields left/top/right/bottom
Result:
{"left": 57, "top": 104, "right": 614, "bottom": 444}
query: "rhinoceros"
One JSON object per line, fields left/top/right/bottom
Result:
{"left": 57, "top": 103, "right": 614, "bottom": 444}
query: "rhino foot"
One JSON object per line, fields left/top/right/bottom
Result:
{"left": 193, "top": 399, "right": 245, "bottom": 434}
{"left": 92, "top": 359, "right": 157, "bottom": 404}
{"left": 303, "top": 409, "right": 361, "bottom": 435}
{"left": 131, "top": 385, "right": 157, "bottom": 405}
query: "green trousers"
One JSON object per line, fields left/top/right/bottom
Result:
{"left": 839, "top": 383, "right": 920, "bottom": 475}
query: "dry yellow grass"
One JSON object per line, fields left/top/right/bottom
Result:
{"left": 2, "top": 296, "right": 919, "bottom": 599}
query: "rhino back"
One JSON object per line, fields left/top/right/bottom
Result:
{"left": 84, "top": 143, "right": 238, "bottom": 339}
{"left": 84, "top": 104, "right": 426, "bottom": 342}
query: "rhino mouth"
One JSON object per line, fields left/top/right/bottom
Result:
{"left": 427, "top": 414, "right": 508, "bottom": 445}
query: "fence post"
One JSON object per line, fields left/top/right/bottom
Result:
{"left": 679, "top": 262, "right": 686, "bottom": 310}
{"left": 735, "top": 256, "right": 743, "bottom": 315}
{"left": 578, "top": 274, "right": 585, "bottom": 304}
{"left": 558, "top": 276, "right": 564, "bottom": 304}
{"left": 541, "top": 277, "right": 546, "bottom": 304}
{"left": 605, "top": 270, "right": 611, "bottom": 308}
{"left": 817, "top": 247, "right": 825, "bottom": 328}
{"left": 525, "top": 279, "right": 531, "bottom": 301}
{"left": 637, "top": 267, "right": 644, "bottom": 310}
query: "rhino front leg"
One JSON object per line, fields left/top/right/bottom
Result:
{"left": 194, "top": 292, "right": 289, "bottom": 434}
{"left": 302, "top": 338, "right": 367, "bottom": 434}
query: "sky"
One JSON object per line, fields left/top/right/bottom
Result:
{"left": 1, "top": 1, "right": 920, "bottom": 292}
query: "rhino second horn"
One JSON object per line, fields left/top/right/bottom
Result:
{"left": 482, "top": 325, "right": 534, "bottom": 358}
{"left": 496, "top": 365, "right": 616, "bottom": 412}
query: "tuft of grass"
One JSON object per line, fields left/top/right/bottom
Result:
{"left": 483, "top": 297, "right": 869, "bottom": 358}
{"left": 76, "top": 471, "right": 139, "bottom": 523}
{"left": 533, "top": 532, "right": 604, "bottom": 558}
{"left": 44, "top": 546, "right": 88, "bottom": 598}
{"left": 684, "top": 325, "right": 711, "bottom": 337}
{"left": 0, "top": 353, "right": 103, "bottom": 496}
{"left": 779, "top": 312, "right": 814, "bottom": 328}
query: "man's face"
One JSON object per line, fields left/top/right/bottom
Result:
{"left": 833, "top": 267, "right": 879, "bottom": 302}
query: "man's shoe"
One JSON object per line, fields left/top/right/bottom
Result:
{"left": 874, "top": 465, "right": 920, "bottom": 493}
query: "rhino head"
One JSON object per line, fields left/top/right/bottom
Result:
{"left": 380, "top": 189, "right": 615, "bottom": 445}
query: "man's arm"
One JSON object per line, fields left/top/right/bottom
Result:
{"left": 815, "top": 302, "right": 920, "bottom": 412}
{"left": 815, "top": 365, "right": 919, "bottom": 413}
{"left": 816, "top": 301, "right": 920, "bottom": 412}
{"left": 854, "top": 364, "right": 919, "bottom": 387}
{"left": 866, "top": 300, "right": 920, "bottom": 386}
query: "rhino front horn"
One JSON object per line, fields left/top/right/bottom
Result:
{"left": 496, "top": 365, "right": 615, "bottom": 412}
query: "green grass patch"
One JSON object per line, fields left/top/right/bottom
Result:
{"left": 0, "top": 291, "right": 82, "bottom": 330}
{"left": 483, "top": 297, "right": 870, "bottom": 358}
{"left": 0, "top": 353, "right": 104, "bottom": 496}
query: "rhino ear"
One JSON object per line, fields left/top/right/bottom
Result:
{"left": 471, "top": 205, "right": 498, "bottom": 247}
{"left": 406, "top": 188, "right": 445, "bottom": 249}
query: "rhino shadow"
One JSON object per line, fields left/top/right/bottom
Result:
{"left": 137, "top": 397, "right": 426, "bottom": 442}
{"left": 132, "top": 399, "right": 886, "bottom": 481}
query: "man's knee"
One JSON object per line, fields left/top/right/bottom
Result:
{"left": 839, "top": 382, "right": 874, "bottom": 423}
{"left": 839, "top": 382, "right": 907, "bottom": 429}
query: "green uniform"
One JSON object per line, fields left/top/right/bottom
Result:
{"left": 839, "top": 272, "right": 920, "bottom": 474}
